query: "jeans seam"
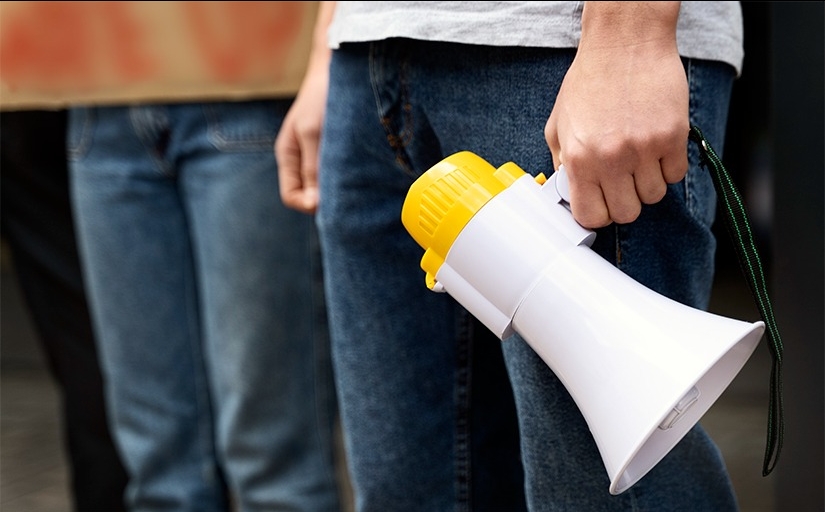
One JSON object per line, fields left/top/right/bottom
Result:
{"left": 686, "top": 57, "right": 699, "bottom": 221}
{"left": 129, "top": 106, "right": 174, "bottom": 178}
{"left": 454, "top": 310, "right": 472, "bottom": 512}
{"left": 370, "top": 41, "right": 417, "bottom": 177}
{"left": 203, "top": 103, "right": 275, "bottom": 151}
{"left": 67, "top": 107, "right": 94, "bottom": 161}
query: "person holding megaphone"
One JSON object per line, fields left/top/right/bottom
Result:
{"left": 277, "top": 2, "right": 749, "bottom": 511}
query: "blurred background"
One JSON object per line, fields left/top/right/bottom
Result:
{"left": 2, "top": 2, "right": 822, "bottom": 511}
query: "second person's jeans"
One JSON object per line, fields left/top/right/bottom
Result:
{"left": 68, "top": 100, "right": 341, "bottom": 512}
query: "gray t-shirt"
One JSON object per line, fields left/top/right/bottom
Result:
{"left": 328, "top": 1, "right": 744, "bottom": 75}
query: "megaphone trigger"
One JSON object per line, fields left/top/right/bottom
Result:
{"left": 552, "top": 165, "right": 572, "bottom": 205}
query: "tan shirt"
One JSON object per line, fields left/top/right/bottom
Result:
{"left": 0, "top": 1, "right": 318, "bottom": 110}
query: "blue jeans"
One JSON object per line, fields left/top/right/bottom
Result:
{"left": 67, "top": 100, "right": 341, "bottom": 512}
{"left": 318, "top": 40, "right": 738, "bottom": 511}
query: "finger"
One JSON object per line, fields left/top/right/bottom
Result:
{"left": 276, "top": 132, "right": 315, "bottom": 214}
{"left": 659, "top": 133, "right": 690, "bottom": 184}
{"left": 569, "top": 178, "right": 612, "bottom": 229}
{"left": 544, "top": 115, "right": 562, "bottom": 171}
{"left": 298, "top": 132, "right": 320, "bottom": 212}
{"left": 601, "top": 171, "right": 642, "bottom": 225}
{"left": 634, "top": 162, "right": 668, "bottom": 205}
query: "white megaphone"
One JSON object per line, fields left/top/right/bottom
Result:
{"left": 400, "top": 152, "right": 765, "bottom": 495}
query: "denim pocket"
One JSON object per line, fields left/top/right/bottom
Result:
{"left": 204, "top": 99, "right": 292, "bottom": 152}
{"left": 66, "top": 107, "right": 94, "bottom": 162}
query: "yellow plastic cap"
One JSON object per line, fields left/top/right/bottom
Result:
{"left": 401, "top": 151, "right": 527, "bottom": 288}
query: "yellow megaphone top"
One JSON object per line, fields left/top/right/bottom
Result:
{"left": 401, "top": 151, "right": 545, "bottom": 289}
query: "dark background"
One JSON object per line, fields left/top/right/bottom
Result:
{"left": 721, "top": 2, "right": 823, "bottom": 510}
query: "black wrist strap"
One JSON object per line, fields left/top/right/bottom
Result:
{"left": 689, "top": 125, "right": 784, "bottom": 476}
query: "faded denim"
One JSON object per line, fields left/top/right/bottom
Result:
{"left": 68, "top": 100, "right": 341, "bottom": 512}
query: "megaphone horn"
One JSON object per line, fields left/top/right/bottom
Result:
{"left": 400, "top": 151, "right": 764, "bottom": 495}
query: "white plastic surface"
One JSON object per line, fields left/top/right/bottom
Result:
{"left": 430, "top": 171, "right": 764, "bottom": 494}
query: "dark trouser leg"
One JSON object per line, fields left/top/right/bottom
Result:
{"left": 0, "top": 109, "right": 128, "bottom": 512}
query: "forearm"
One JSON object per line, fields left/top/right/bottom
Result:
{"left": 306, "top": 1, "right": 336, "bottom": 75}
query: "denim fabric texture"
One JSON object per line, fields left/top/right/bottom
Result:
{"left": 317, "top": 39, "right": 738, "bottom": 512}
{"left": 67, "top": 100, "right": 341, "bottom": 512}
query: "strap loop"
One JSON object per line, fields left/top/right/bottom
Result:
{"left": 689, "top": 125, "right": 784, "bottom": 476}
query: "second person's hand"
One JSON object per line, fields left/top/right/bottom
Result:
{"left": 275, "top": 1, "right": 336, "bottom": 214}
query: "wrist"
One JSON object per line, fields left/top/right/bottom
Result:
{"left": 581, "top": 1, "right": 680, "bottom": 49}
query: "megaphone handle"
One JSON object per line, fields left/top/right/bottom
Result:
{"left": 554, "top": 165, "right": 572, "bottom": 204}
{"left": 690, "top": 125, "right": 785, "bottom": 477}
